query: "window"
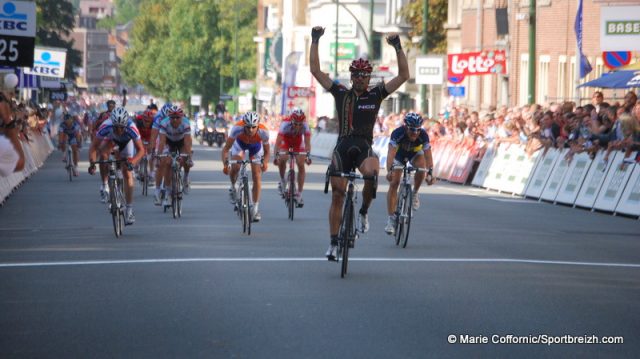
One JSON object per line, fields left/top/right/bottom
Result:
{"left": 519, "top": 54, "right": 529, "bottom": 106}
{"left": 538, "top": 55, "right": 550, "bottom": 105}
{"left": 557, "top": 56, "right": 566, "bottom": 102}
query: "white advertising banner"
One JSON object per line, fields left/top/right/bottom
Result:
{"left": 574, "top": 151, "right": 612, "bottom": 208}
{"left": 615, "top": 161, "right": 640, "bottom": 217}
{"left": 24, "top": 46, "right": 66, "bottom": 78}
{"left": 415, "top": 56, "right": 444, "bottom": 85}
{"left": 600, "top": 6, "right": 640, "bottom": 51}
{"left": 540, "top": 149, "right": 571, "bottom": 202}
{"left": 593, "top": 152, "right": 635, "bottom": 212}
{"left": 501, "top": 145, "right": 540, "bottom": 195}
{"left": 471, "top": 147, "right": 496, "bottom": 187}
{"left": 555, "top": 153, "right": 593, "bottom": 205}
{"left": 524, "top": 149, "right": 560, "bottom": 199}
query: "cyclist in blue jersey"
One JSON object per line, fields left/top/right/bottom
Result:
{"left": 58, "top": 113, "right": 83, "bottom": 177}
{"left": 310, "top": 25, "right": 410, "bottom": 260}
{"left": 156, "top": 105, "right": 193, "bottom": 206}
{"left": 384, "top": 112, "right": 435, "bottom": 235}
{"left": 88, "top": 107, "right": 146, "bottom": 224}
{"left": 150, "top": 103, "right": 172, "bottom": 203}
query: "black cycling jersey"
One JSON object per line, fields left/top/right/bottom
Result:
{"left": 389, "top": 126, "right": 430, "bottom": 162}
{"left": 329, "top": 82, "right": 389, "bottom": 145}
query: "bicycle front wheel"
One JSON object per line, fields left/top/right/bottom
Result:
{"left": 141, "top": 157, "right": 148, "bottom": 196}
{"left": 341, "top": 197, "right": 354, "bottom": 278}
{"left": 395, "top": 185, "right": 409, "bottom": 246}
{"left": 67, "top": 150, "right": 73, "bottom": 182}
{"left": 172, "top": 170, "right": 179, "bottom": 219}
{"left": 110, "top": 181, "right": 120, "bottom": 238}
{"left": 402, "top": 188, "right": 413, "bottom": 248}
{"left": 288, "top": 170, "right": 295, "bottom": 220}
{"left": 243, "top": 177, "right": 252, "bottom": 235}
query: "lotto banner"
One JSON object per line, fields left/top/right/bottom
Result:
{"left": 447, "top": 50, "right": 507, "bottom": 78}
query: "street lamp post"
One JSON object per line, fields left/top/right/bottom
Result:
{"left": 421, "top": 0, "right": 428, "bottom": 115}
{"left": 334, "top": 0, "right": 339, "bottom": 78}
{"left": 234, "top": 7, "right": 239, "bottom": 113}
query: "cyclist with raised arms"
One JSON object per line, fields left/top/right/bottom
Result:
{"left": 221, "top": 111, "right": 270, "bottom": 222}
{"left": 155, "top": 105, "right": 193, "bottom": 206}
{"left": 384, "top": 112, "right": 435, "bottom": 235}
{"left": 274, "top": 107, "right": 312, "bottom": 206}
{"left": 58, "top": 113, "right": 83, "bottom": 177}
{"left": 310, "top": 25, "right": 409, "bottom": 261}
{"left": 88, "top": 107, "right": 145, "bottom": 225}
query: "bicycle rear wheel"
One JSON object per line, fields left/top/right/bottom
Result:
{"left": 402, "top": 188, "right": 413, "bottom": 248}
{"left": 340, "top": 197, "right": 354, "bottom": 278}
{"left": 288, "top": 169, "right": 295, "bottom": 220}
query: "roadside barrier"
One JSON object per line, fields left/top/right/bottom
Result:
{"left": 0, "top": 131, "right": 54, "bottom": 205}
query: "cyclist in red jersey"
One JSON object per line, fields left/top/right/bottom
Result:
{"left": 135, "top": 110, "right": 155, "bottom": 180}
{"left": 274, "top": 108, "right": 312, "bottom": 206}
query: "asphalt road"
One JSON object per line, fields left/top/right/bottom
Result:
{"left": 1, "top": 143, "right": 639, "bottom": 358}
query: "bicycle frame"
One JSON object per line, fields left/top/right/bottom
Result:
{"left": 157, "top": 151, "right": 189, "bottom": 218}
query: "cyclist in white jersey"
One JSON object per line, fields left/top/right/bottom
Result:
{"left": 88, "top": 107, "right": 146, "bottom": 224}
{"left": 155, "top": 105, "right": 193, "bottom": 206}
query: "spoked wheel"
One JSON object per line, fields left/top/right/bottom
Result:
{"left": 171, "top": 171, "right": 179, "bottom": 219}
{"left": 243, "top": 177, "right": 252, "bottom": 235}
{"left": 176, "top": 174, "right": 183, "bottom": 218}
{"left": 287, "top": 170, "right": 295, "bottom": 220}
{"left": 394, "top": 186, "right": 408, "bottom": 246}
{"left": 340, "top": 198, "right": 353, "bottom": 278}
{"left": 67, "top": 150, "right": 73, "bottom": 182}
{"left": 141, "top": 158, "right": 148, "bottom": 196}
{"left": 401, "top": 188, "right": 413, "bottom": 248}
{"left": 240, "top": 183, "right": 247, "bottom": 233}
{"left": 110, "top": 185, "right": 120, "bottom": 238}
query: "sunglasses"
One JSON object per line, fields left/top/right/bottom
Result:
{"left": 169, "top": 116, "right": 182, "bottom": 119}
{"left": 352, "top": 72, "right": 371, "bottom": 79}
{"left": 245, "top": 125, "right": 257, "bottom": 129}
{"left": 407, "top": 126, "right": 422, "bottom": 132}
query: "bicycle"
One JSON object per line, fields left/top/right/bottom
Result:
{"left": 64, "top": 145, "right": 73, "bottom": 182}
{"left": 324, "top": 167, "right": 377, "bottom": 278}
{"left": 390, "top": 163, "right": 427, "bottom": 248}
{"left": 233, "top": 156, "right": 257, "bottom": 235}
{"left": 278, "top": 148, "right": 307, "bottom": 220}
{"left": 157, "top": 151, "right": 189, "bottom": 219}
{"left": 94, "top": 157, "right": 129, "bottom": 238}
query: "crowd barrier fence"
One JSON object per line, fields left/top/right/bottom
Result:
{"left": 310, "top": 132, "right": 639, "bottom": 218}
{"left": 0, "top": 132, "right": 54, "bottom": 205}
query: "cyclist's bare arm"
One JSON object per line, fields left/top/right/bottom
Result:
{"left": 221, "top": 137, "right": 234, "bottom": 163}
{"left": 184, "top": 135, "right": 192, "bottom": 154}
{"left": 386, "top": 144, "right": 398, "bottom": 172}
{"left": 309, "top": 26, "right": 333, "bottom": 91}
{"left": 262, "top": 142, "right": 271, "bottom": 164}
{"left": 88, "top": 137, "right": 101, "bottom": 163}
{"left": 384, "top": 34, "right": 410, "bottom": 94}
{"left": 130, "top": 139, "right": 145, "bottom": 165}
{"left": 157, "top": 134, "right": 167, "bottom": 155}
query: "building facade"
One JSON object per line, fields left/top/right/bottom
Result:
{"left": 447, "top": 0, "right": 640, "bottom": 109}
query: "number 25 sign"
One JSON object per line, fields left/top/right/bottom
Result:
{"left": 0, "top": 1, "right": 36, "bottom": 67}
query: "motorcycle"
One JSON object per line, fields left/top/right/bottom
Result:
{"left": 213, "top": 118, "right": 227, "bottom": 147}
{"left": 203, "top": 121, "right": 216, "bottom": 147}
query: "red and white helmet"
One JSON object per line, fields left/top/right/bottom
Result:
{"left": 290, "top": 108, "right": 305, "bottom": 123}
{"left": 349, "top": 58, "right": 373, "bottom": 73}
{"left": 167, "top": 105, "right": 184, "bottom": 118}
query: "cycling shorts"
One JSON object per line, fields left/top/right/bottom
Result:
{"left": 163, "top": 138, "right": 185, "bottom": 155}
{"left": 330, "top": 136, "right": 376, "bottom": 173}
{"left": 231, "top": 140, "right": 264, "bottom": 160}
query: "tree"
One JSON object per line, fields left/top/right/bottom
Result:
{"left": 122, "top": 0, "right": 256, "bottom": 110}
{"left": 97, "top": 0, "right": 144, "bottom": 30}
{"left": 400, "top": 0, "right": 448, "bottom": 54}
{"left": 35, "top": 0, "right": 82, "bottom": 80}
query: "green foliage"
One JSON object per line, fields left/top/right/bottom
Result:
{"left": 122, "top": 0, "right": 256, "bottom": 108}
{"left": 98, "top": 0, "right": 144, "bottom": 30}
{"left": 35, "top": 0, "right": 82, "bottom": 80}
{"left": 401, "top": 0, "right": 448, "bottom": 54}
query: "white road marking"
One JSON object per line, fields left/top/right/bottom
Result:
{"left": 1, "top": 257, "right": 639, "bottom": 268}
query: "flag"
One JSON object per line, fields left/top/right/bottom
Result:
{"left": 574, "top": 0, "right": 592, "bottom": 78}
